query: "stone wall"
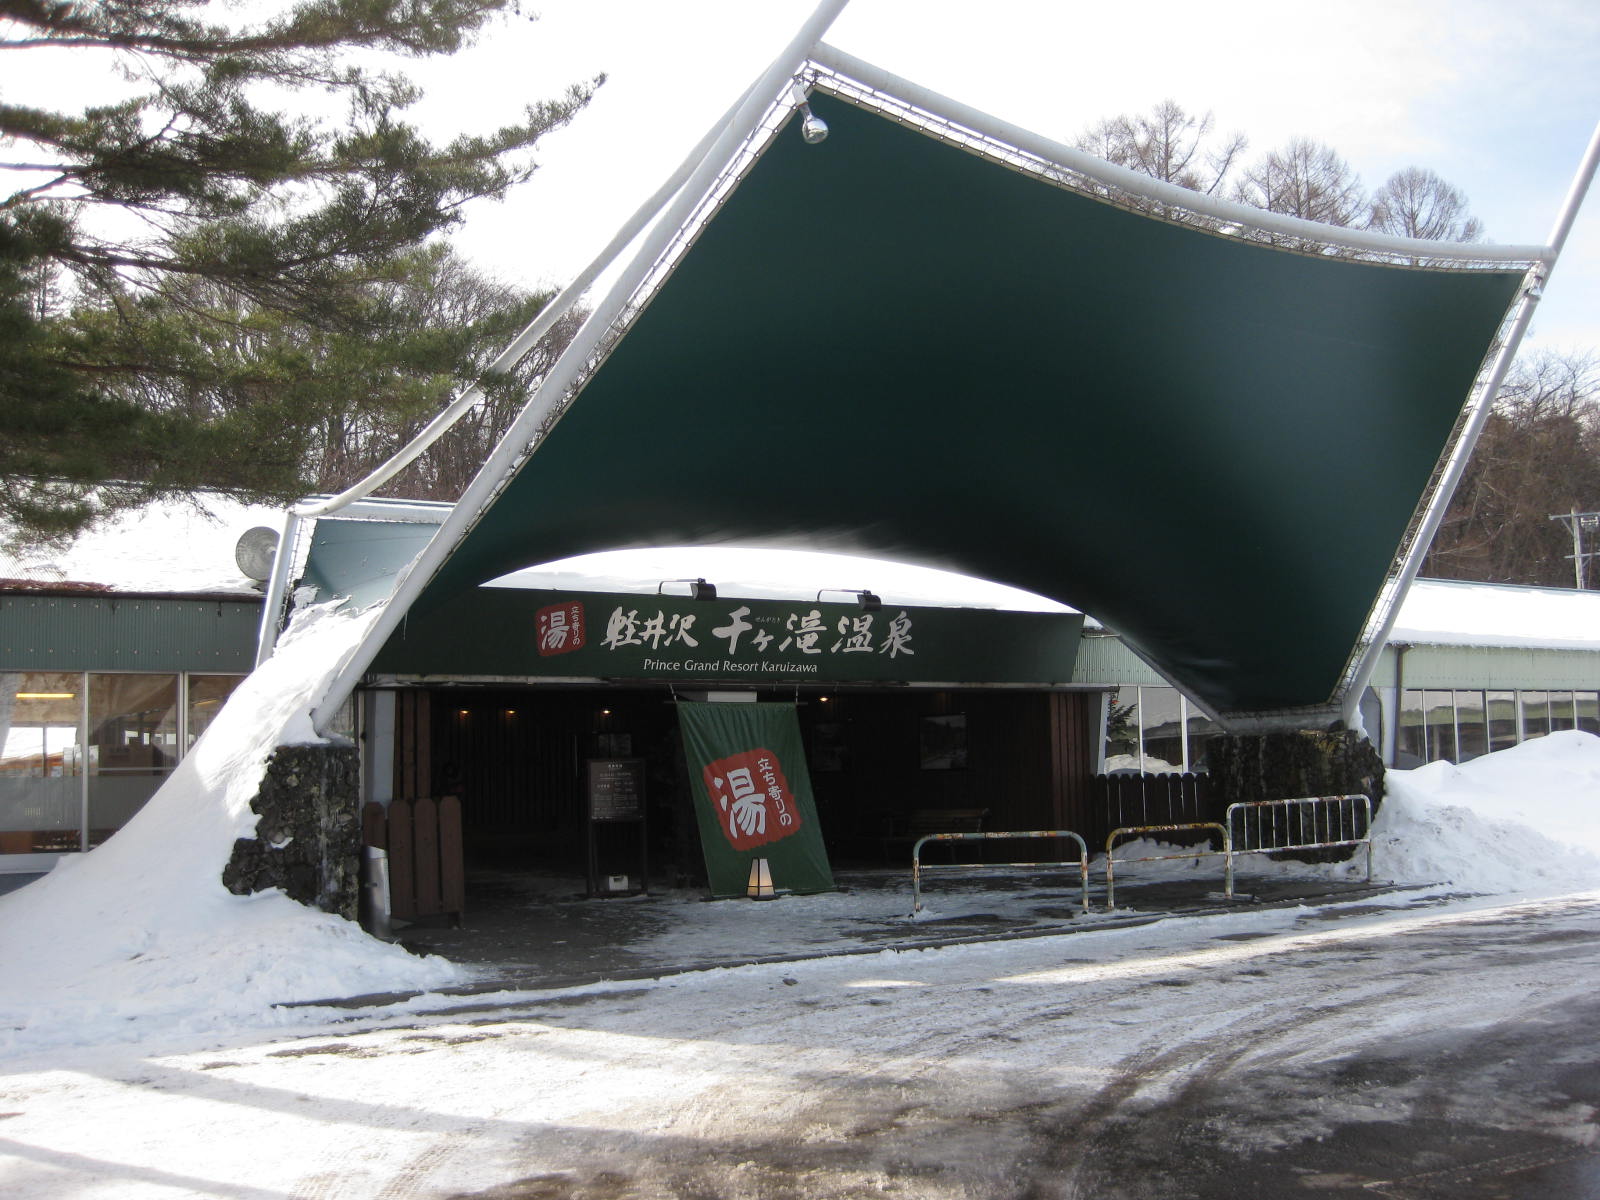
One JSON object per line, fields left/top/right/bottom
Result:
{"left": 221, "top": 743, "right": 362, "bottom": 919}
{"left": 1205, "top": 727, "right": 1384, "bottom": 812}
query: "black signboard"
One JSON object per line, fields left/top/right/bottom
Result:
{"left": 586, "top": 758, "right": 647, "bottom": 898}
{"left": 373, "top": 587, "right": 1084, "bottom": 686}
{"left": 587, "top": 758, "right": 646, "bottom": 822}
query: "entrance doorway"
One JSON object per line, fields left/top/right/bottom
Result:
{"left": 386, "top": 684, "right": 1101, "bottom": 889}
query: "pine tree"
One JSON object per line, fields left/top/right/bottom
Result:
{"left": 1, "top": 0, "right": 598, "bottom": 546}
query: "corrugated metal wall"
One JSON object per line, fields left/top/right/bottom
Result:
{"left": 1371, "top": 643, "right": 1600, "bottom": 691}
{"left": 0, "top": 595, "right": 259, "bottom": 672}
{"left": 1070, "top": 634, "right": 1168, "bottom": 686}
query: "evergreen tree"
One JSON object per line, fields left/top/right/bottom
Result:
{"left": 1, "top": 0, "right": 598, "bottom": 546}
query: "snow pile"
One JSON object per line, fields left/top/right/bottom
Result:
{"left": 0, "top": 603, "right": 461, "bottom": 1056}
{"left": 1372, "top": 730, "right": 1600, "bottom": 894}
{"left": 1126, "top": 732, "right": 1600, "bottom": 898}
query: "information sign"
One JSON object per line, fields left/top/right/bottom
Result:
{"left": 587, "top": 758, "right": 645, "bottom": 823}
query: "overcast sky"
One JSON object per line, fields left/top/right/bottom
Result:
{"left": 403, "top": 0, "right": 1600, "bottom": 356}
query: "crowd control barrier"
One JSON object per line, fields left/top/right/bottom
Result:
{"left": 1225, "top": 794, "right": 1374, "bottom": 884}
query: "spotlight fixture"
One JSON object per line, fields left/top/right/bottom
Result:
{"left": 659, "top": 577, "right": 718, "bottom": 601}
{"left": 799, "top": 103, "right": 829, "bottom": 145}
{"left": 816, "top": 587, "right": 882, "bottom": 612}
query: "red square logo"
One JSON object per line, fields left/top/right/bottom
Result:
{"left": 536, "top": 602, "right": 585, "bottom": 656}
{"left": 703, "top": 747, "right": 803, "bottom": 851}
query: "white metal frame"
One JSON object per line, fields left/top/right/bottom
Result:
{"left": 304, "top": 0, "right": 852, "bottom": 731}
{"left": 255, "top": 497, "right": 451, "bottom": 666}
{"left": 807, "top": 47, "right": 1551, "bottom": 267}
{"left": 274, "top": 0, "right": 1597, "bottom": 735}
{"left": 1338, "top": 118, "right": 1600, "bottom": 729}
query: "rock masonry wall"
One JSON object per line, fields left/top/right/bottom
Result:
{"left": 221, "top": 743, "right": 361, "bottom": 919}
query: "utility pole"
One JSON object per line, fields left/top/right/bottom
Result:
{"left": 1549, "top": 510, "right": 1600, "bottom": 588}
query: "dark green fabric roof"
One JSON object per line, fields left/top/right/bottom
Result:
{"left": 405, "top": 91, "right": 1523, "bottom": 716}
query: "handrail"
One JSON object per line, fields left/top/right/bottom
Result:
{"left": 1104, "top": 822, "right": 1231, "bottom": 911}
{"left": 910, "top": 829, "right": 1089, "bottom": 916}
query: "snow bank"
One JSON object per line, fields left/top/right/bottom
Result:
{"left": 1126, "top": 732, "right": 1600, "bottom": 898}
{"left": 1372, "top": 729, "right": 1600, "bottom": 894}
{"left": 0, "top": 603, "right": 461, "bottom": 1057}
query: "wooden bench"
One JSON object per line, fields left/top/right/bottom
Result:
{"left": 882, "top": 807, "right": 989, "bottom": 861}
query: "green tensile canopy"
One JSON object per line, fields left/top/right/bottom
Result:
{"left": 399, "top": 91, "right": 1523, "bottom": 718}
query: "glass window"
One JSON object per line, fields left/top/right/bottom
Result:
{"left": 0, "top": 672, "right": 84, "bottom": 853}
{"left": 1487, "top": 691, "right": 1519, "bottom": 753}
{"left": 1423, "top": 690, "right": 1456, "bottom": 763}
{"left": 1138, "top": 687, "right": 1184, "bottom": 773}
{"left": 1397, "top": 689, "right": 1427, "bottom": 767}
{"left": 1104, "top": 687, "right": 1139, "bottom": 772}
{"left": 87, "top": 674, "right": 177, "bottom": 847}
{"left": 1454, "top": 690, "right": 1487, "bottom": 761}
{"left": 187, "top": 674, "right": 246, "bottom": 749}
{"left": 1184, "top": 702, "right": 1221, "bottom": 774}
{"left": 1577, "top": 692, "right": 1600, "bottom": 736}
{"left": 1522, "top": 691, "right": 1551, "bottom": 740}
{"left": 1550, "top": 691, "right": 1578, "bottom": 732}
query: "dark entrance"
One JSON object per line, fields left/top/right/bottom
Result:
{"left": 389, "top": 684, "right": 1102, "bottom": 887}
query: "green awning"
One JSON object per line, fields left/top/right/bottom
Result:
{"left": 400, "top": 90, "right": 1523, "bottom": 717}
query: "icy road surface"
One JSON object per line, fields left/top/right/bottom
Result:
{"left": 4, "top": 888, "right": 1599, "bottom": 1199}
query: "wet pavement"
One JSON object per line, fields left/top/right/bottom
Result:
{"left": 388, "top": 864, "right": 1421, "bottom": 994}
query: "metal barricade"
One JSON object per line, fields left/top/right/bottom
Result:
{"left": 911, "top": 829, "right": 1091, "bottom": 915}
{"left": 1225, "top": 794, "right": 1373, "bottom": 883}
{"left": 1104, "top": 823, "right": 1231, "bottom": 910}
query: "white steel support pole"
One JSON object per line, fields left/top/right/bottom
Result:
{"left": 292, "top": 74, "right": 772, "bottom": 520}
{"left": 255, "top": 509, "right": 302, "bottom": 666}
{"left": 1341, "top": 116, "right": 1600, "bottom": 728}
{"left": 307, "top": 0, "right": 852, "bottom": 733}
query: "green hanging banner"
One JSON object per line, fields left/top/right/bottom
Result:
{"left": 677, "top": 702, "right": 835, "bottom": 899}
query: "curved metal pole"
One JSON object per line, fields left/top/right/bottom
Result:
{"left": 306, "top": 0, "right": 853, "bottom": 730}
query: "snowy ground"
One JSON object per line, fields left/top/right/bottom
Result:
{"left": 3, "top": 886, "right": 1599, "bottom": 1197}
{"left": 3, "top": 604, "right": 1600, "bottom": 1195}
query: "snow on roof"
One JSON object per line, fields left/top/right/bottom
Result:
{"left": 0, "top": 494, "right": 286, "bottom": 597}
{"left": 1391, "top": 578, "right": 1600, "bottom": 652}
